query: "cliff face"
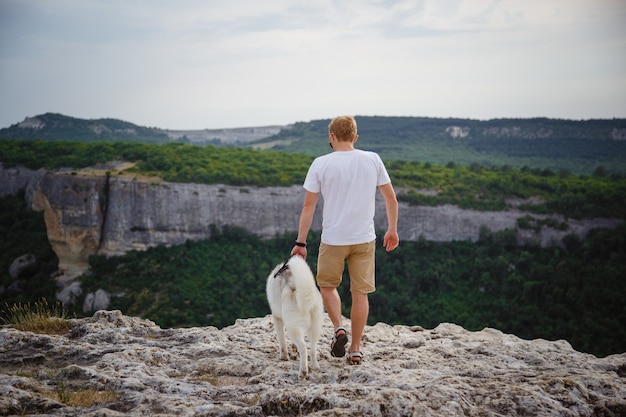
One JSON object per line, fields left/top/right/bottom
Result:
{"left": 2, "top": 165, "right": 621, "bottom": 280}
{"left": 0, "top": 164, "right": 37, "bottom": 196}
{"left": 0, "top": 311, "right": 625, "bottom": 416}
{"left": 99, "top": 178, "right": 316, "bottom": 255}
{"left": 25, "top": 170, "right": 107, "bottom": 278}
{"left": 16, "top": 168, "right": 321, "bottom": 277}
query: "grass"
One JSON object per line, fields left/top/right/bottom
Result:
{"left": 43, "top": 381, "right": 118, "bottom": 406}
{"left": 1, "top": 298, "right": 70, "bottom": 335}
{"left": 1, "top": 297, "right": 118, "bottom": 410}
{"left": 197, "top": 373, "right": 249, "bottom": 387}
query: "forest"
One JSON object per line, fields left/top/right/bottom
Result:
{"left": 1, "top": 139, "right": 625, "bottom": 219}
{"left": 1, "top": 137, "right": 625, "bottom": 358}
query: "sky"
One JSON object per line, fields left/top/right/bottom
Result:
{"left": 1, "top": 0, "right": 625, "bottom": 130}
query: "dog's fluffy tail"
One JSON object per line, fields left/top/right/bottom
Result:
{"left": 287, "top": 255, "right": 314, "bottom": 282}
{"left": 287, "top": 256, "right": 322, "bottom": 309}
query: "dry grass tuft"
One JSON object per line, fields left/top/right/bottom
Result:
{"left": 197, "top": 373, "right": 249, "bottom": 387}
{"left": 1, "top": 298, "right": 70, "bottom": 335}
{"left": 44, "top": 382, "right": 118, "bottom": 407}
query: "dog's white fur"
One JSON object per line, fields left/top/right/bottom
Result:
{"left": 266, "top": 255, "right": 324, "bottom": 378}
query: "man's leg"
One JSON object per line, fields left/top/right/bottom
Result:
{"left": 317, "top": 243, "right": 350, "bottom": 357}
{"left": 317, "top": 243, "right": 348, "bottom": 331}
{"left": 320, "top": 286, "right": 348, "bottom": 357}
{"left": 349, "top": 292, "right": 369, "bottom": 353}
{"left": 320, "top": 287, "right": 343, "bottom": 330}
{"left": 345, "top": 241, "right": 375, "bottom": 357}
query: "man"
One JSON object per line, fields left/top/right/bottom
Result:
{"left": 291, "top": 115, "right": 399, "bottom": 365}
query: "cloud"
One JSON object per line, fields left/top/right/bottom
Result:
{"left": 0, "top": 0, "right": 624, "bottom": 129}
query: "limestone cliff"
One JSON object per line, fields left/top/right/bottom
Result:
{"left": 99, "top": 178, "right": 315, "bottom": 256}
{"left": 1, "top": 165, "right": 621, "bottom": 281}
{"left": 25, "top": 169, "right": 107, "bottom": 278}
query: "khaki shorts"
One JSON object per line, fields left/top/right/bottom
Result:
{"left": 316, "top": 240, "right": 376, "bottom": 294}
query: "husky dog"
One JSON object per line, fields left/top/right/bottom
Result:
{"left": 266, "top": 255, "right": 324, "bottom": 378}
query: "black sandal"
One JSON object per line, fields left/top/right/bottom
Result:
{"left": 330, "top": 327, "right": 348, "bottom": 357}
{"left": 347, "top": 351, "right": 363, "bottom": 365}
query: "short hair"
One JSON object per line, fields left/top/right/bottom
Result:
{"left": 329, "top": 116, "right": 357, "bottom": 142}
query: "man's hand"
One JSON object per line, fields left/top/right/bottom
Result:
{"left": 383, "top": 230, "right": 399, "bottom": 252}
{"left": 291, "top": 246, "right": 307, "bottom": 258}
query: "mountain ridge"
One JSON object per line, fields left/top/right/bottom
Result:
{"left": 3, "top": 112, "right": 626, "bottom": 175}
{"left": 3, "top": 112, "right": 625, "bottom": 142}
{"left": 0, "top": 112, "right": 286, "bottom": 145}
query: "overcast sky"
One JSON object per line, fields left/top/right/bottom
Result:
{"left": 1, "top": 0, "right": 625, "bottom": 130}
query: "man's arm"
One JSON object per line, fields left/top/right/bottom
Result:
{"left": 378, "top": 183, "right": 399, "bottom": 252}
{"left": 291, "top": 191, "right": 319, "bottom": 258}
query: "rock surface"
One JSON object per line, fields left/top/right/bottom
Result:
{"left": 0, "top": 311, "right": 625, "bottom": 416}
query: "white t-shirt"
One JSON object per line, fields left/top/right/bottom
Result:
{"left": 303, "top": 149, "right": 391, "bottom": 245}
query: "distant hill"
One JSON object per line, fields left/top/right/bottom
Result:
{"left": 0, "top": 113, "right": 171, "bottom": 143}
{"left": 250, "top": 116, "right": 626, "bottom": 175}
{"left": 2, "top": 113, "right": 626, "bottom": 174}
{"left": 0, "top": 113, "right": 285, "bottom": 145}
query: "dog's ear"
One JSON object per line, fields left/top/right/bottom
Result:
{"left": 273, "top": 260, "right": 290, "bottom": 278}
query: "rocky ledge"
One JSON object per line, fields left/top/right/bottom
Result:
{"left": 1, "top": 311, "right": 625, "bottom": 416}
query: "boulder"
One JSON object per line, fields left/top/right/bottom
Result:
{"left": 82, "top": 289, "right": 111, "bottom": 313}
{"left": 56, "top": 281, "right": 82, "bottom": 306}
{"left": 8, "top": 254, "right": 37, "bottom": 279}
